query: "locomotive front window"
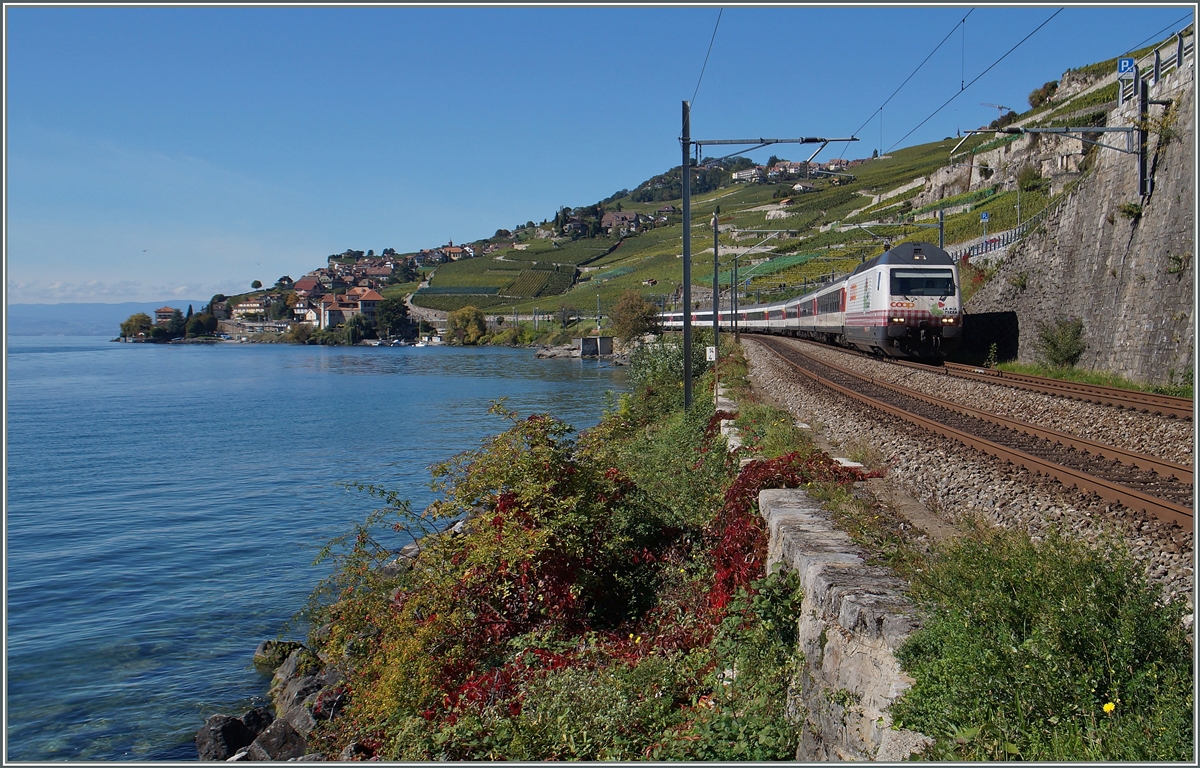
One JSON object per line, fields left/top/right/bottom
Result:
{"left": 890, "top": 269, "right": 955, "bottom": 297}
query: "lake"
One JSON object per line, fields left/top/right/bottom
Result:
{"left": 4, "top": 337, "right": 627, "bottom": 760}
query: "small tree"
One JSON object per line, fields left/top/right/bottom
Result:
{"left": 1032, "top": 316, "right": 1086, "bottom": 368}
{"left": 186, "top": 313, "right": 218, "bottom": 337}
{"left": 446, "top": 305, "right": 487, "bottom": 345}
{"left": 251, "top": 280, "right": 263, "bottom": 290}
{"left": 120, "top": 312, "right": 153, "bottom": 338}
{"left": 167, "top": 309, "right": 186, "bottom": 337}
{"left": 1018, "top": 164, "right": 1044, "bottom": 192}
{"left": 609, "top": 289, "right": 661, "bottom": 341}
{"left": 375, "top": 297, "right": 409, "bottom": 339}
{"left": 344, "top": 313, "right": 375, "bottom": 344}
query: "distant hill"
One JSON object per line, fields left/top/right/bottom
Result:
{"left": 7, "top": 301, "right": 209, "bottom": 336}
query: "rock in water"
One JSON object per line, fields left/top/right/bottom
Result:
{"left": 253, "top": 640, "right": 307, "bottom": 671}
{"left": 196, "top": 714, "right": 253, "bottom": 761}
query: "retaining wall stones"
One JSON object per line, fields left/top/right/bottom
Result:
{"left": 965, "top": 61, "right": 1194, "bottom": 385}
{"left": 760, "top": 488, "right": 931, "bottom": 761}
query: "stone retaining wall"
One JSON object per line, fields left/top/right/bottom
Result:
{"left": 759, "top": 488, "right": 931, "bottom": 761}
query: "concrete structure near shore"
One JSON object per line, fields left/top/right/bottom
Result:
{"left": 573, "top": 336, "right": 613, "bottom": 357}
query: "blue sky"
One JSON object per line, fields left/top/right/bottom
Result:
{"left": 5, "top": 3, "right": 1193, "bottom": 304}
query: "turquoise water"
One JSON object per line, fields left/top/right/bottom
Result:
{"left": 4, "top": 337, "right": 627, "bottom": 760}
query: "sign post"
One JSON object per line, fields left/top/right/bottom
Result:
{"left": 980, "top": 210, "right": 989, "bottom": 241}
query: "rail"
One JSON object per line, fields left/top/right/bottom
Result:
{"left": 941, "top": 362, "right": 1194, "bottom": 420}
{"left": 755, "top": 337, "right": 1192, "bottom": 528}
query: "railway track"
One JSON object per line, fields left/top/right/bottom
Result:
{"left": 754, "top": 336, "right": 1193, "bottom": 528}
{"left": 940, "top": 362, "right": 1194, "bottom": 420}
{"left": 779, "top": 336, "right": 1193, "bottom": 420}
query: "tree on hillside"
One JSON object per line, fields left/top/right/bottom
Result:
{"left": 120, "top": 313, "right": 153, "bottom": 338}
{"left": 397, "top": 260, "right": 418, "bottom": 283}
{"left": 446, "top": 306, "right": 487, "bottom": 345}
{"left": 251, "top": 280, "right": 263, "bottom": 290}
{"left": 1028, "top": 80, "right": 1059, "bottom": 109}
{"left": 610, "top": 289, "right": 661, "bottom": 342}
{"left": 375, "top": 297, "right": 409, "bottom": 339}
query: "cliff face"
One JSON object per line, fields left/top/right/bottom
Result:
{"left": 966, "top": 61, "right": 1194, "bottom": 386}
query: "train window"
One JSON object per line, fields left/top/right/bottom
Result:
{"left": 891, "top": 269, "right": 955, "bottom": 296}
{"left": 816, "top": 291, "right": 842, "bottom": 314}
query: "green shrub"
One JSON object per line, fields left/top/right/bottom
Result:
{"left": 1032, "top": 316, "right": 1086, "bottom": 368}
{"left": 658, "top": 568, "right": 804, "bottom": 761}
{"left": 892, "top": 528, "right": 1193, "bottom": 761}
{"left": 627, "top": 332, "right": 712, "bottom": 390}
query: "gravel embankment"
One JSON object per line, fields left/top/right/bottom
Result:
{"left": 790, "top": 340, "right": 1193, "bottom": 466}
{"left": 742, "top": 339, "right": 1195, "bottom": 616}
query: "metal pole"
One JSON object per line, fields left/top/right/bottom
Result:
{"left": 732, "top": 256, "right": 739, "bottom": 342}
{"left": 681, "top": 100, "right": 693, "bottom": 409}
{"left": 712, "top": 207, "right": 719, "bottom": 354}
{"left": 1138, "top": 71, "right": 1150, "bottom": 196}
{"left": 938, "top": 208, "right": 945, "bottom": 248}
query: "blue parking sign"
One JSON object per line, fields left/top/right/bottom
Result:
{"left": 980, "top": 212, "right": 989, "bottom": 222}
{"left": 1118, "top": 57, "right": 1135, "bottom": 74}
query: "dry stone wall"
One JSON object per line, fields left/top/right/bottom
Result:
{"left": 965, "top": 62, "right": 1194, "bottom": 385}
{"left": 760, "top": 489, "right": 931, "bottom": 761}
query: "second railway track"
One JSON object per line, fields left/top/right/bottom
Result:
{"left": 754, "top": 336, "right": 1193, "bottom": 528}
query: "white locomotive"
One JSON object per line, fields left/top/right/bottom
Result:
{"left": 661, "top": 242, "right": 962, "bottom": 359}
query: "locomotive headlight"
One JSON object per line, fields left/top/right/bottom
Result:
{"left": 941, "top": 317, "right": 956, "bottom": 324}
{"left": 890, "top": 317, "right": 905, "bottom": 323}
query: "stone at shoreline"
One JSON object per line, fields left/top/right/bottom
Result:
{"left": 241, "top": 707, "right": 274, "bottom": 739}
{"left": 253, "top": 640, "right": 307, "bottom": 671}
{"left": 196, "top": 707, "right": 276, "bottom": 760}
{"left": 534, "top": 344, "right": 579, "bottom": 359}
{"left": 196, "top": 714, "right": 253, "bottom": 761}
{"left": 246, "top": 718, "right": 307, "bottom": 761}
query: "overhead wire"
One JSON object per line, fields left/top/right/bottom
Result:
{"left": 850, "top": 10, "right": 974, "bottom": 147}
{"left": 691, "top": 8, "right": 724, "bottom": 107}
{"left": 1122, "top": 13, "right": 1194, "bottom": 57}
{"left": 886, "top": 8, "right": 1064, "bottom": 153}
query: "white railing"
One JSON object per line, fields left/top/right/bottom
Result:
{"left": 1118, "top": 27, "right": 1193, "bottom": 103}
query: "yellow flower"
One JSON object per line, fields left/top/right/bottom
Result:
{"left": 1103, "top": 702, "right": 1116, "bottom": 714}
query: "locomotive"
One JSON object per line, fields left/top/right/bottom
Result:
{"left": 660, "top": 241, "right": 962, "bottom": 359}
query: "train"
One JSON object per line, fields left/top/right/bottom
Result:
{"left": 660, "top": 241, "right": 962, "bottom": 359}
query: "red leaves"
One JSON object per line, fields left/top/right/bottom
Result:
{"left": 704, "top": 452, "right": 868, "bottom": 610}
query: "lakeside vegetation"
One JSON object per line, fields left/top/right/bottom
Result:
{"left": 293, "top": 335, "right": 1192, "bottom": 760}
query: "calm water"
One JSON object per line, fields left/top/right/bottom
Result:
{"left": 5, "top": 337, "right": 627, "bottom": 761}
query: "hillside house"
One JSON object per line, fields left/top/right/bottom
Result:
{"left": 232, "top": 300, "right": 267, "bottom": 320}
{"left": 154, "top": 306, "right": 177, "bottom": 326}
{"left": 601, "top": 211, "right": 641, "bottom": 234}
{"left": 732, "top": 167, "right": 765, "bottom": 183}
{"left": 293, "top": 277, "right": 322, "bottom": 296}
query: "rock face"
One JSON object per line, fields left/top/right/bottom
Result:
{"left": 965, "top": 61, "right": 1193, "bottom": 385}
